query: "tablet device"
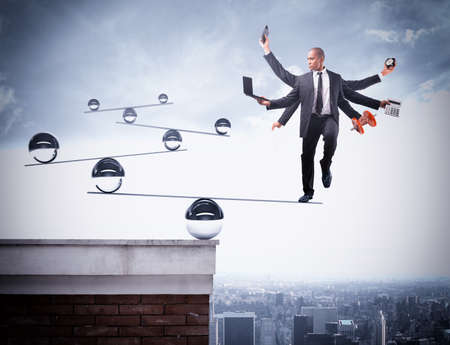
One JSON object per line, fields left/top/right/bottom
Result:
{"left": 243, "top": 76, "right": 268, "bottom": 102}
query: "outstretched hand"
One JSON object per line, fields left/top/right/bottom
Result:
{"left": 381, "top": 62, "right": 396, "bottom": 76}
{"left": 257, "top": 97, "right": 270, "bottom": 107}
{"left": 259, "top": 34, "right": 270, "bottom": 54}
{"left": 379, "top": 99, "right": 391, "bottom": 108}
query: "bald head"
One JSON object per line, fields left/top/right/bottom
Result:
{"left": 310, "top": 47, "right": 325, "bottom": 59}
{"left": 307, "top": 47, "right": 325, "bottom": 71}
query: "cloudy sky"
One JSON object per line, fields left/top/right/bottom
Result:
{"left": 1, "top": 0, "right": 449, "bottom": 280}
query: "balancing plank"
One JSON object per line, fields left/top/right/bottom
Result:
{"left": 87, "top": 191, "right": 322, "bottom": 205}
{"left": 25, "top": 149, "right": 187, "bottom": 167}
{"left": 116, "top": 122, "right": 230, "bottom": 137}
{"left": 83, "top": 102, "right": 174, "bottom": 114}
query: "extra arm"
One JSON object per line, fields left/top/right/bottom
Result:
{"left": 278, "top": 100, "right": 301, "bottom": 126}
{"left": 344, "top": 74, "right": 381, "bottom": 91}
{"left": 264, "top": 52, "right": 298, "bottom": 88}
{"left": 267, "top": 83, "right": 301, "bottom": 111}
{"left": 342, "top": 83, "right": 381, "bottom": 110}
{"left": 337, "top": 80, "right": 361, "bottom": 120}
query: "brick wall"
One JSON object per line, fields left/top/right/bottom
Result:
{"left": 0, "top": 294, "right": 209, "bottom": 345}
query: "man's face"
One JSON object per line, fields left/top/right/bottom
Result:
{"left": 307, "top": 50, "right": 324, "bottom": 71}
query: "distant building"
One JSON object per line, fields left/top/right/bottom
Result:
{"left": 276, "top": 292, "right": 284, "bottom": 306}
{"left": 374, "top": 311, "right": 386, "bottom": 345}
{"left": 325, "top": 321, "right": 338, "bottom": 334}
{"left": 338, "top": 320, "right": 356, "bottom": 339}
{"left": 223, "top": 312, "right": 255, "bottom": 345}
{"left": 260, "top": 318, "right": 276, "bottom": 345}
{"left": 293, "top": 315, "right": 313, "bottom": 345}
{"left": 300, "top": 307, "right": 338, "bottom": 334}
{"left": 215, "top": 313, "right": 224, "bottom": 345}
{"left": 305, "top": 333, "right": 335, "bottom": 345}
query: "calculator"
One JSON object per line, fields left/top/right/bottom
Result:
{"left": 384, "top": 99, "right": 401, "bottom": 117}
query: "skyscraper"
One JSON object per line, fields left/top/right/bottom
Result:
{"left": 338, "top": 320, "right": 356, "bottom": 339}
{"left": 276, "top": 292, "right": 284, "bottom": 306}
{"left": 260, "top": 318, "right": 276, "bottom": 345}
{"left": 300, "top": 307, "right": 338, "bottom": 334}
{"left": 374, "top": 310, "right": 386, "bottom": 345}
{"left": 293, "top": 315, "right": 313, "bottom": 345}
{"left": 215, "top": 313, "right": 224, "bottom": 345}
{"left": 223, "top": 312, "right": 255, "bottom": 345}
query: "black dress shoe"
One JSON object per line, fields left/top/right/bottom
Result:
{"left": 298, "top": 194, "right": 313, "bottom": 203}
{"left": 322, "top": 170, "right": 332, "bottom": 188}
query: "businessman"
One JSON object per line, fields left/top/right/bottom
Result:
{"left": 260, "top": 36, "right": 395, "bottom": 129}
{"left": 256, "top": 47, "right": 391, "bottom": 202}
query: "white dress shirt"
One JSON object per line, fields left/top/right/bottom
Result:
{"left": 312, "top": 67, "right": 331, "bottom": 115}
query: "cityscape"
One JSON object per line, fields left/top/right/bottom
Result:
{"left": 210, "top": 277, "right": 450, "bottom": 345}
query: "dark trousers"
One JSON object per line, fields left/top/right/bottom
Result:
{"left": 301, "top": 114, "right": 339, "bottom": 196}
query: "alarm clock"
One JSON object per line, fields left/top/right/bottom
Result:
{"left": 385, "top": 58, "right": 396, "bottom": 69}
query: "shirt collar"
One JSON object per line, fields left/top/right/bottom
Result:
{"left": 314, "top": 67, "right": 327, "bottom": 76}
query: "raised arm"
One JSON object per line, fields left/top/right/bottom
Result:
{"left": 260, "top": 35, "right": 297, "bottom": 88}
{"left": 264, "top": 52, "right": 298, "bottom": 88}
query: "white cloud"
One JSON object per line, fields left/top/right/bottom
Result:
{"left": 0, "top": 83, "right": 22, "bottom": 136}
{"left": 370, "top": 1, "right": 389, "bottom": 12}
{"left": 0, "top": 79, "right": 24, "bottom": 136}
{"left": 365, "top": 27, "right": 437, "bottom": 46}
{"left": 365, "top": 29, "right": 399, "bottom": 43}
{"left": 403, "top": 27, "right": 436, "bottom": 46}
{"left": 419, "top": 79, "right": 434, "bottom": 91}
{"left": 0, "top": 85, "right": 15, "bottom": 111}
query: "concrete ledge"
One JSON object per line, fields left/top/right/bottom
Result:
{"left": 0, "top": 239, "right": 219, "bottom": 246}
{"left": 0, "top": 239, "right": 218, "bottom": 295}
{"left": 0, "top": 274, "right": 212, "bottom": 294}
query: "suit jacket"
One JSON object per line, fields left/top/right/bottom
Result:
{"left": 264, "top": 52, "right": 381, "bottom": 134}
{"left": 267, "top": 70, "right": 361, "bottom": 138}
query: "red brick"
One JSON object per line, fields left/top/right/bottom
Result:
{"left": 50, "top": 338, "right": 96, "bottom": 345}
{"left": 119, "top": 326, "right": 164, "bottom": 336}
{"left": 95, "top": 295, "right": 140, "bottom": 304}
{"left": 142, "top": 337, "right": 186, "bottom": 345}
{"left": 141, "top": 295, "right": 186, "bottom": 304}
{"left": 96, "top": 315, "right": 140, "bottom": 326}
{"left": 187, "top": 337, "right": 209, "bottom": 345}
{"left": 165, "top": 326, "right": 209, "bottom": 336}
{"left": 55, "top": 315, "right": 95, "bottom": 325}
{"left": 29, "top": 305, "right": 73, "bottom": 315}
{"left": 53, "top": 295, "right": 95, "bottom": 304}
{"left": 75, "top": 305, "right": 118, "bottom": 315}
{"left": 142, "top": 315, "right": 186, "bottom": 326}
{"left": 7, "top": 338, "right": 50, "bottom": 345}
{"left": 97, "top": 338, "right": 140, "bottom": 345}
{"left": 3, "top": 315, "right": 51, "bottom": 325}
{"left": 73, "top": 326, "right": 118, "bottom": 336}
{"left": 119, "top": 304, "right": 163, "bottom": 315}
{"left": 186, "top": 295, "right": 209, "bottom": 304}
{"left": 187, "top": 314, "right": 208, "bottom": 325}
{"left": 165, "top": 304, "right": 209, "bottom": 315}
